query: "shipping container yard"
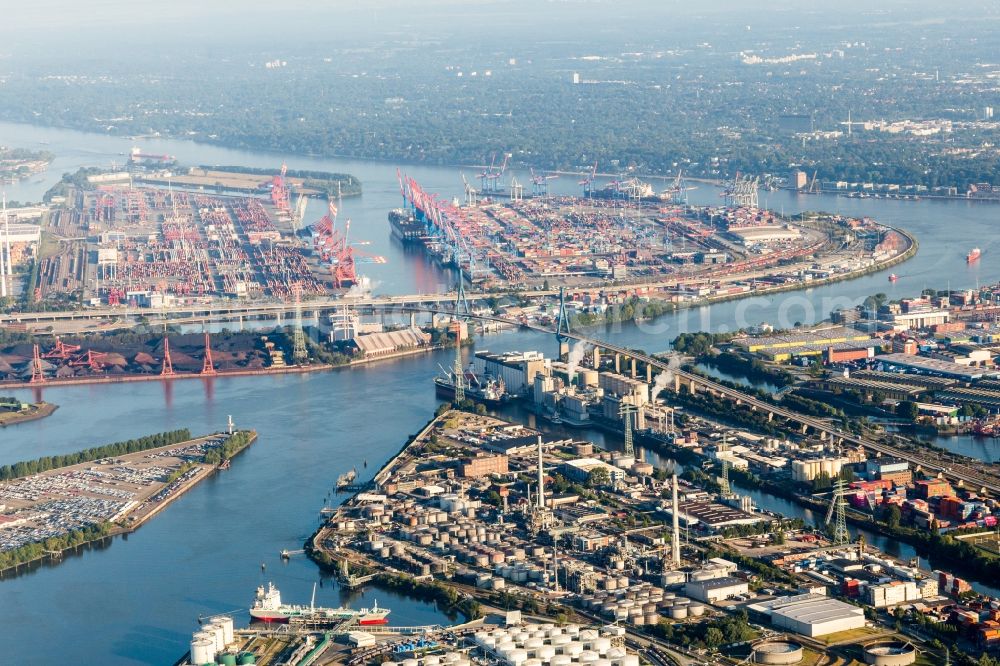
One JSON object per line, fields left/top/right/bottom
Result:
{"left": 37, "top": 184, "right": 330, "bottom": 306}
{"left": 393, "top": 173, "right": 884, "bottom": 290}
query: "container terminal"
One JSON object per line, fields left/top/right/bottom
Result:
{"left": 393, "top": 170, "right": 907, "bottom": 292}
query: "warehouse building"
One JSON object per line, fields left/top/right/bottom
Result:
{"left": 747, "top": 593, "right": 866, "bottom": 637}
{"left": 684, "top": 577, "right": 749, "bottom": 603}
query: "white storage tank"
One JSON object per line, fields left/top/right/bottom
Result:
{"left": 592, "top": 637, "right": 612, "bottom": 654}
{"left": 689, "top": 603, "right": 705, "bottom": 617}
{"left": 208, "top": 616, "right": 234, "bottom": 646}
{"left": 205, "top": 624, "right": 225, "bottom": 652}
{"left": 563, "top": 642, "right": 584, "bottom": 657}
{"left": 669, "top": 606, "right": 689, "bottom": 620}
{"left": 190, "top": 639, "right": 215, "bottom": 666}
{"left": 550, "top": 655, "right": 572, "bottom": 666}
{"left": 506, "top": 648, "right": 528, "bottom": 665}
{"left": 537, "top": 646, "right": 556, "bottom": 661}
{"left": 579, "top": 651, "right": 599, "bottom": 663}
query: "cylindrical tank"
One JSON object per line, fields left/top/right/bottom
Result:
{"left": 208, "top": 623, "right": 226, "bottom": 652}
{"left": 669, "top": 606, "right": 689, "bottom": 619}
{"left": 190, "top": 640, "right": 215, "bottom": 666}
{"left": 645, "top": 613, "right": 660, "bottom": 625}
{"left": 579, "top": 651, "right": 599, "bottom": 663}
{"left": 537, "top": 646, "right": 556, "bottom": 661}
{"left": 209, "top": 616, "right": 235, "bottom": 646}
{"left": 237, "top": 654, "right": 256, "bottom": 665}
{"left": 620, "top": 656, "right": 640, "bottom": 666}
{"left": 217, "top": 654, "right": 237, "bottom": 666}
{"left": 551, "top": 655, "right": 573, "bottom": 666}
{"left": 689, "top": 604, "right": 705, "bottom": 617}
{"left": 506, "top": 648, "right": 528, "bottom": 665}
{"left": 591, "top": 637, "right": 611, "bottom": 654}
{"left": 424, "top": 657, "right": 441, "bottom": 666}
{"left": 752, "top": 640, "right": 805, "bottom": 665}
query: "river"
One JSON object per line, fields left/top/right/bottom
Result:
{"left": 2, "top": 121, "right": 1000, "bottom": 663}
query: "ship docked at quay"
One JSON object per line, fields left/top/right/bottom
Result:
{"left": 249, "top": 583, "right": 390, "bottom": 626}
{"left": 434, "top": 367, "right": 508, "bottom": 406}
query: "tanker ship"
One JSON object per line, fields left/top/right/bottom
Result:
{"left": 250, "top": 583, "right": 390, "bottom": 625}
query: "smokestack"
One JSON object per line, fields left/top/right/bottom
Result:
{"left": 671, "top": 473, "right": 681, "bottom": 567}
{"left": 537, "top": 436, "right": 545, "bottom": 510}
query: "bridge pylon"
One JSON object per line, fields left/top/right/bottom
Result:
{"left": 555, "top": 287, "right": 571, "bottom": 360}
{"left": 455, "top": 273, "right": 471, "bottom": 317}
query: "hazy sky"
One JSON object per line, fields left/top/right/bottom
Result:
{"left": 2, "top": 1, "right": 997, "bottom": 63}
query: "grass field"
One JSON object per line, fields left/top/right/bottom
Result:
{"left": 956, "top": 530, "right": 1000, "bottom": 556}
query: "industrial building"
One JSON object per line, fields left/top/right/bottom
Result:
{"left": 684, "top": 577, "right": 749, "bottom": 603}
{"left": 747, "top": 593, "right": 866, "bottom": 637}
{"left": 461, "top": 454, "right": 509, "bottom": 479}
{"left": 473, "top": 351, "right": 549, "bottom": 396}
{"left": 876, "top": 353, "right": 997, "bottom": 380}
{"left": 561, "top": 458, "right": 627, "bottom": 484}
{"left": 733, "top": 327, "right": 875, "bottom": 362}
{"left": 352, "top": 328, "right": 432, "bottom": 359}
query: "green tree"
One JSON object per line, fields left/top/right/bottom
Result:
{"left": 896, "top": 400, "right": 920, "bottom": 421}
{"left": 886, "top": 504, "right": 902, "bottom": 529}
{"left": 587, "top": 466, "right": 610, "bottom": 488}
{"left": 704, "top": 627, "right": 724, "bottom": 649}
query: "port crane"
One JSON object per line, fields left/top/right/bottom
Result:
{"left": 270, "top": 163, "right": 291, "bottom": 212}
{"left": 482, "top": 152, "right": 510, "bottom": 195}
{"left": 461, "top": 174, "right": 478, "bottom": 206}
{"left": 579, "top": 161, "right": 598, "bottom": 197}
{"left": 530, "top": 168, "right": 559, "bottom": 196}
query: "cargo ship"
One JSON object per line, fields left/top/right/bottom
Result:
{"left": 249, "top": 583, "right": 390, "bottom": 625}
{"left": 434, "top": 367, "right": 507, "bottom": 405}
{"left": 968, "top": 247, "right": 981, "bottom": 263}
{"left": 388, "top": 209, "right": 427, "bottom": 243}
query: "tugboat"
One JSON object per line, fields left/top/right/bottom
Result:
{"left": 968, "top": 247, "right": 982, "bottom": 263}
{"left": 250, "top": 583, "right": 390, "bottom": 625}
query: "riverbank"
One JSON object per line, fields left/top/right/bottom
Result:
{"left": 0, "top": 401, "right": 57, "bottom": 427}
